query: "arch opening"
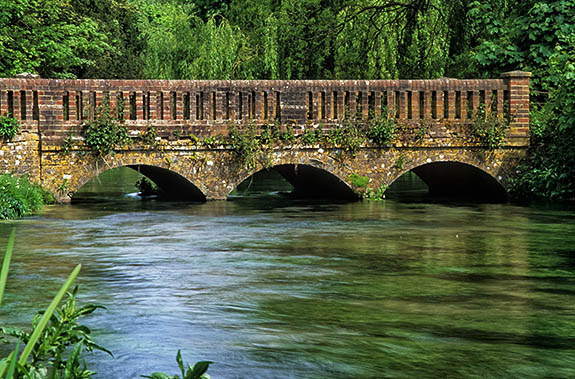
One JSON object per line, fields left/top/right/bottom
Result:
{"left": 71, "top": 165, "right": 206, "bottom": 203}
{"left": 388, "top": 162, "right": 506, "bottom": 202}
{"left": 231, "top": 164, "right": 358, "bottom": 201}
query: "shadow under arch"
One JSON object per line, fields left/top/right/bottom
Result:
{"left": 72, "top": 164, "right": 206, "bottom": 202}
{"left": 232, "top": 164, "right": 359, "bottom": 201}
{"left": 390, "top": 161, "right": 506, "bottom": 202}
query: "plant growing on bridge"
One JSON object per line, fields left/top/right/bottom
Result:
{"left": 326, "top": 121, "right": 366, "bottom": 156}
{"left": 259, "top": 124, "right": 280, "bottom": 145}
{"left": 349, "top": 173, "right": 369, "bottom": 188}
{"left": 367, "top": 113, "right": 395, "bottom": 146}
{"left": 414, "top": 122, "right": 428, "bottom": 143}
{"left": 301, "top": 127, "right": 323, "bottom": 146}
{"left": 395, "top": 154, "right": 406, "bottom": 170}
{"left": 142, "top": 124, "right": 158, "bottom": 147}
{"left": 470, "top": 104, "right": 509, "bottom": 150}
{"left": 279, "top": 125, "right": 296, "bottom": 143}
{"left": 83, "top": 99, "right": 130, "bottom": 157}
{"left": 363, "top": 184, "right": 388, "bottom": 200}
{"left": 228, "top": 124, "right": 265, "bottom": 170}
{"left": 202, "top": 135, "right": 221, "bottom": 148}
{"left": 0, "top": 115, "right": 19, "bottom": 141}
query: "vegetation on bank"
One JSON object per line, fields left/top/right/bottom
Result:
{"left": 0, "top": 175, "right": 54, "bottom": 220}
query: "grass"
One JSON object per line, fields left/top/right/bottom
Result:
{"left": 0, "top": 174, "right": 54, "bottom": 219}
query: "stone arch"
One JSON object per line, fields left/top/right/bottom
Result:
{"left": 227, "top": 162, "right": 358, "bottom": 200}
{"left": 68, "top": 158, "right": 206, "bottom": 202}
{"left": 389, "top": 158, "right": 507, "bottom": 201}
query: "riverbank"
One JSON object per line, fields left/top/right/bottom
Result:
{"left": 0, "top": 174, "right": 54, "bottom": 220}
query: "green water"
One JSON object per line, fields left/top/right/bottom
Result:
{"left": 1, "top": 168, "right": 575, "bottom": 378}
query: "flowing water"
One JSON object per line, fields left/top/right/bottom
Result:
{"left": 1, "top": 168, "right": 575, "bottom": 378}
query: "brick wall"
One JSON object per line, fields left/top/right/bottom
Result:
{"left": 0, "top": 72, "right": 531, "bottom": 148}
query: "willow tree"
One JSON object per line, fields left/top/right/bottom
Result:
{"left": 136, "top": 1, "right": 253, "bottom": 79}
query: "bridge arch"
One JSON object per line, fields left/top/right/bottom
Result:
{"left": 68, "top": 160, "right": 206, "bottom": 202}
{"left": 228, "top": 163, "right": 358, "bottom": 200}
{"left": 388, "top": 158, "right": 507, "bottom": 201}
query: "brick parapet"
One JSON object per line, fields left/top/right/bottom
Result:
{"left": 0, "top": 75, "right": 530, "bottom": 148}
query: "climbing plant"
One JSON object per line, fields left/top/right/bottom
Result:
{"left": 83, "top": 99, "right": 130, "bottom": 157}
{"left": 470, "top": 104, "right": 509, "bottom": 150}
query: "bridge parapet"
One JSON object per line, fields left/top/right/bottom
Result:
{"left": 0, "top": 72, "right": 530, "bottom": 149}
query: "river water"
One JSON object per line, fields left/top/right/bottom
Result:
{"left": 1, "top": 168, "right": 575, "bottom": 378}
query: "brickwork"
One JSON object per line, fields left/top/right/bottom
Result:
{"left": 0, "top": 73, "right": 531, "bottom": 202}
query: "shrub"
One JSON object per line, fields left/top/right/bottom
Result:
{"left": 83, "top": 99, "right": 130, "bottom": 157}
{"left": 228, "top": 125, "right": 261, "bottom": 169}
{"left": 0, "top": 115, "right": 19, "bottom": 140}
{"left": 367, "top": 114, "right": 395, "bottom": 145}
{"left": 0, "top": 174, "right": 53, "bottom": 219}
{"left": 470, "top": 104, "right": 509, "bottom": 150}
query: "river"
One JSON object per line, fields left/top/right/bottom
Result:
{"left": 1, "top": 168, "right": 575, "bottom": 378}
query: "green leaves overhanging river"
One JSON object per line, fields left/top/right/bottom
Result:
{"left": 1, "top": 168, "right": 575, "bottom": 378}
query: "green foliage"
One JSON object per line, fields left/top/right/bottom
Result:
{"left": 201, "top": 135, "right": 221, "bottom": 149}
{"left": 61, "top": 133, "right": 74, "bottom": 155}
{"left": 135, "top": 2, "right": 252, "bottom": 79}
{"left": 141, "top": 124, "right": 158, "bottom": 146}
{"left": 364, "top": 184, "right": 388, "bottom": 200}
{"left": 0, "top": 258, "right": 109, "bottom": 379}
{"left": 57, "top": 179, "right": 69, "bottom": 196}
{"left": 228, "top": 125, "right": 261, "bottom": 170}
{"left": 136, "top": 177, "right": 159, "bottom": 197}
{"left": 142, "top": 350, "right": 211, "bottom": 379}
{"left": 470, "top": 104, "right": 509, "bottom": 150}
{"left": 83, "top": 99, "right": 130, "bottom": 157}
{"left": 415, "top": 123, "right": 427, "bottom": 143}
{"left": 0, "top": 174, "right": 53, "bottom": 219}
{"left": 0, "top": 116, "right": 19, "bottom": 140}
{"left": 349, "top": 173, "right": 369, "bottom": 188}
{"left": 509, "top": 33, "right": 575, "bottom": 201}
{"left": 259, "top": 124, "right": 280, "bottom": 145}
{"left": 0, "top": 229, "right": 15, "bottom": 307}
{"left": 367, "top": 114, "right": 395, "bottom": 146}
{"left": 301, "top": 128, "right": 322, "bottom": 146}
{"left": 0, "top": 0, "right": 115, "bottom": 78}
{"left": 395, "top": 155, "right": 406, "bottom": 170}
{"left": 325, "top": 122, "right": 366, "bottom": 155}
{"left": 279, "top": 126, "right": 296, "bottom": 143}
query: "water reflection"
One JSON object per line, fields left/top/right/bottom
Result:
{"left": 1, "top": 169, "right": 575, "bottom": 378}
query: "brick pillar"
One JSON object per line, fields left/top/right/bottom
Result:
{"left": 135, "top": 91, "right": 144, "bottom": 120}
{"left": 374, "top": 91, "right": 382, "bottom": 118}
{"left": 228, "top": 91, "right": 236, "bottom": 120}
{"left": 436, "top": 90, "right": 444, "bottom": 120}
{"left": 423, "top": 91, "right": 432, "bottom": 119}
{"left": 13, "top": 89, "right": 21, "bottom": 120}
{"left": 447, "top": 91, "right": 455, "bottom": 120}
{"left": 121, "top": 91, "right": 130, "bottom": 121}
{"left": 361, "top": 90, "right": 369, "bottom": 120}
{"left": 337, "top": 90, "right": 345, "bottom": 119}
{"left": 0, "top": 90, "right": 6, "bottom": 115}
{"left": 471, "top": 89, "right": 479, "bottom": 118}
{"left": 502, "top": 71, "right": 531, "bottom": 141}
{"left": 497, "top": 89, "right": 504, "bottom": 118}
{"left": 69, "top": 90, "right": 77, "bottom": 121}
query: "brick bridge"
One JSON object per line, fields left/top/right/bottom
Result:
{"left": 0, "top": 72, "right": 530, "bottom": 203}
